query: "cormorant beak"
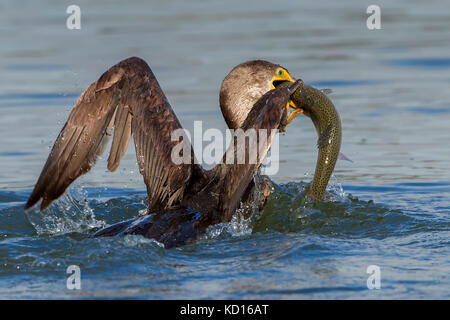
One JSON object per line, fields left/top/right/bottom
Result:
{"left": 271, "top": 70, "right": 304, "bottom": 126}
{"left": 286, "top": 79, "right": 304, "bottom": 126}
{"left": 271, "top": 69, "right": 296, "bottom": 90}
{"left": 288, "top": 79, "right": 303, "bottom": 94}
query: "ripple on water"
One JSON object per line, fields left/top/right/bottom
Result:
{"left": 0, "top": 180, "right": 448, "bottom": 299}
{"left": 384, "top": 58, "right": 450, "bottom": 69}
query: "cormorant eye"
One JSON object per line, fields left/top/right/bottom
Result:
{"left": 278, "top": 70, "right": 283, "bottom": 76}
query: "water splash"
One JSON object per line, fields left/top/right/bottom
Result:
{"left": 326, "top": 174, "right": 346, "bottom": 200}
{"left": 203, "top": 210, "right": 253, "bottom": 240}
{"left": 253, "top": 179, "right": 417, "bottom": 240}
{"left": 203, "top": 174, "right": 348, "bottom": 240}
{"left": 118, "top": 234, "right": 165, "bottom": 249}
{"left": 24, "top": 184, "right": 105, "bottom": 236}
{"left": 1, "top": 180, "right": 447, "bottom": 299}
{"left": 301, "top": 172, "right": 346, "bottom": 202}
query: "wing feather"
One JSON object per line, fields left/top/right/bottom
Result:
{"left": 215, "top": 87, "right": 291, "bottom": 222}
{"left": 26, "top": 57, "right": 195, "bottom": 212}
{"left": 108, "top": 105, "right": 132, "bottom": 171}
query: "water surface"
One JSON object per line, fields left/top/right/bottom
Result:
{"left": 0, "top": 0, "right": 449, "bottom": 299}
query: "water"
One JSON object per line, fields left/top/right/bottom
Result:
{"left": 0, "top": 0, "right": 449, "bottom": 299}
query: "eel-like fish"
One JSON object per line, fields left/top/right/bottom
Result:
{"left": 280, "top": 82, "right": 342, "bottom": 202}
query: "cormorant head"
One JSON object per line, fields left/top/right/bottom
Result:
{"left": 220, "top": 60, "right": 299, "bottom": 129}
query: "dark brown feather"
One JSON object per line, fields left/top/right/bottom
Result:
{"left": 26, "top": 57, "right": 195, "bottom": 212}
{"left": 92, "top": 87, "right": 292, "bottom": 247}
{"left": 213, "top": 88, "right": 290, "bottom": 222}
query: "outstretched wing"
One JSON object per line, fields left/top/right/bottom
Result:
{"left": 26, "top": 57, "right": 195, "bottom": 211}
{"left": 215, "top": 83, "right": 299, "bottom": 222}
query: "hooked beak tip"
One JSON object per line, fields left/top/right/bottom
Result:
{"left": 288, "top": 79, "right": 303, "bottom": 94}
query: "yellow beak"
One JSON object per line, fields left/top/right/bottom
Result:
{"left": 270, "top": 70, "right": 296, "bottom": 90}
{"left": 271, "top": 70, "right": 304, "bottom": 126}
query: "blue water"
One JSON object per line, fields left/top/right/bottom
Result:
{"left": 384, "top": 58, "right": 450, "bottom": 69}
{"left": 1, "top": 181, "right": 449, "bottom": 299}
{"left": 1, "top": 0, "right": 449, "bottom": 299}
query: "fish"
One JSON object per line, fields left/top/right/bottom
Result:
{"left": 279, "top": 82, "right": 342, "bottom": 202}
